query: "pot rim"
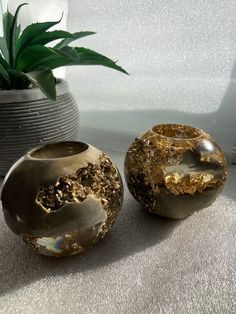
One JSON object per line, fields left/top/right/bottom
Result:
{"left": 151, "top": 123, "right": 204, "bottom": 141}
{"left": 0, "top": 78, "right": 69, "bottom": 104}
{"left": 27, "top": 141, "right": 90, "bottom": 161}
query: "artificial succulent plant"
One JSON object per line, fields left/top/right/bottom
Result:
{"left": 0, "top": 3, "right": 128, "bottom": 100}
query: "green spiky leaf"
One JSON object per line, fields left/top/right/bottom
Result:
{"left": 0, "top": 37, "right": 9, "bottom": 62}
{"left": 29, "top": 31, "right": 95, "bottom": 47}
{"left": 2, "top": 10, "right": 13, "bottom": 63}
{"left": 74, "top": 47, "right": 128, "bottom": 74}
{"left": 29, "top": 30, "right": 74, "bottom": 46}
{"left": 28, "top": 46, "right": 129, "bottom": 75}
{"left": 13, "top": 24, "right": 21, "bottom": 50}
{"left": 26, "top": 52, "right": 74, "bottom": 71}
{"left": 0, "top": 53, "right": 10, "bottom": 69}
{"left": 7, "top": 69, "right": 30, "bottom": 89}
{"left": 10, "top": 3, "right": 28, "bottom": 67}
{"left": 54, "top": 31, "right": 96, "bottom": 49}
{"left": 25, "top": 67, "right": 56, "bottom": 100}
{"left": 0, "top": 64, "right": 10, "bottom": 85}
{"left": 15, "top": 15, "right": 63, "bottom": 59}
{"left": 16, "top": 45, "right": 60, "bottom": 71}
{"left": 0, "top": 3, "right": 128, "bottom": 101}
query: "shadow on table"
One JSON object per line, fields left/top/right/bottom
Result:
{"left": 0, "top": 197, "right": 179, "bottom": 296}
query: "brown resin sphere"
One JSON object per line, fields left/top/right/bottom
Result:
{"left": 125, "top": 124, "right": 227, "bottom": 219}
{"left": 1, "top": 142, "right": 123, "bottom": 256}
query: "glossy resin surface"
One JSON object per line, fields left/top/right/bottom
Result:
{"left": 125, "top": 124, "right": 227, "bottom": 219}
{"left": 1, "top": 141, "right": 123, "bottom": 256}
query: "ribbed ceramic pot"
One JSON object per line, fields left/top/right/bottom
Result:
{"left": 0, "top": 79, "right": 79, "bottom": 176}
{"left": 1, "top": 141, "right": 123, "bottom": 257}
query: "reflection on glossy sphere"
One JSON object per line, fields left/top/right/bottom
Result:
{"left": 1, "top": 142, "right": 123, "bottom": 256}
{"left": 125, "top": 124, "right": 227, "bottom": 219}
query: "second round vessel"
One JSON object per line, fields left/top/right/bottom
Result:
{"left": 125, "top": 124, "right": 227, "bottom": 219}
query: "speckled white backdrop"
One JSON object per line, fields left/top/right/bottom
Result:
{"left": 67, "top": 0, "right": 236, "bottom": 110}
{"left": 66, "top": 0, "right": 236, "bottom": 159}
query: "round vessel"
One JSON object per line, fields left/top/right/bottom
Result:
{"left": 1, "top": 141, "right": 123, "bottom": 256}
{"left": 125, "top": 124, "right": 227, "bottom": 219}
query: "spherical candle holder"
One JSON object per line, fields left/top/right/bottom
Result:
{"left": 125, "top": 124, "right": 227, "bottom": 219}
{"left": 1, "top": 142, "right": 123, "bottom": 257}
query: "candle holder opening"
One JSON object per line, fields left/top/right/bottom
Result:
{"left": 152, "top": 124, "right": 202, "bottom": 140}
{"left": 30, "top": 142, "right": 89, "bottom": 159}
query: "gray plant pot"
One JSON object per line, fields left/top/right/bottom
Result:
{"left": 0, "top": 79, "right": 79, "bottom": 176}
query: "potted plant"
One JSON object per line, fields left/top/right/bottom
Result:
{"left": 0, "top": 3, "right": 128, "bottom": 176}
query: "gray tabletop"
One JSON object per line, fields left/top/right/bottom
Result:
{"left": 0, "top": 113, "right": 235, "bottom": 314}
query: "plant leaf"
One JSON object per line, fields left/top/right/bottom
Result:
{"left": 54, "top": 31, "right": 95, "bottom": 50}
{"left": 28, "top": 46, "right": 129, "bottom": 74}
{"left": 27, "top": 53, "right": 73, "bottom": 71}
{"left": 0, "top": 37, "right": 9, "bottom": 62}
{"left": 57, "top": 46, "right": 129, "bottom": 74}
{"left": 8, "top": 69, "right": 30, "bottom": 89}
{"left": 0, "top": 64, "right": 10, "bottom": 85}
{"left": 15, "top": 15, "right": 63, "bottom": 58}
{"left": 2, "top": 10, "right": 13, "bottom": 63}
{"left": 0, "top": 53, "right": 10, "bottom": 69}
{"left": 10, "top": 3, "right": 28, "bottom": 67}
{"left": 29, "top": 30, "right": 74, "bottom": 46}
{"left": 25, "top": 68, "right": 56, "bottom": 100}
{"left": 13, "top": 24, "right": 21, "bottom": 50}
{"left": 16, "top": 45, "right": 60, "bottom": 71}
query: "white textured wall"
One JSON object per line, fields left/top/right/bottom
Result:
{"left": 66, "top": 0, "right": 236, "bottom": 158}
{"left": 7, "top": 0, "right": 67, "bottom": 30}
{"left": 67, "top": 0, "right": 236, "bottom": 110}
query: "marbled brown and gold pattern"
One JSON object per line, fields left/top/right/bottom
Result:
{"left": 125, "top": 124, "right": 227, "bottom": 219}
{"left": 1, "top": 142, "right": 123, "bottom": 257}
